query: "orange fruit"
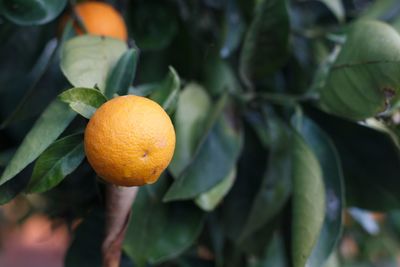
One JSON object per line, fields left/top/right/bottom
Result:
{"left": 84, "top": 95, "right": 176, "bottom": 186}
{"left": 370, "top": 212, "right": 386, "bottom": 223}
{"left": 72, "top": 1, "right": 127, "bottom": 41}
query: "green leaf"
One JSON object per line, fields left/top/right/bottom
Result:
{"left": 195, "top": 167, "right": 236, "bottom": 211}
{"left": 317, "top": 0, "right": 345, "bottom": 23}
{"left": 164, "top": 100, "right": 243, "bottom": 202}
{"left": 104, "top": 48, "right": 139, "bottom": 98}
{"left": 291, "top": 133, "right": 325, "bottom": 267}
{"left": 0, "top": 99, "right": 76, "bottom": 186}
{"left": 239, "top": 0, "right": 290, "bottom": 88}
{"left": 26, "top": 133, "right": 85, "bottom": 193}
{"left": 295, "top": 116, "right": 344, "bottom": 267}
{"left": 319, "top": 20, "right": 400, "bottom": 120}
{"left": 149, "top": 66, "right": 181, "bottom": 115}
{"left": 169, "top": 83, "right": 212, "bottom": 178}
{"left": 60, "top": 35, "right": 128, "bottom": 92}
{"left": 59, "top": 88, "right": 108, "bottom": 119}
{"left": 308, "top": 107, "right": 400, "bottom": 210}
{"left": 123, "top": 176, "right": 204, "bottom": 267}
{"left": 239, "top": 116, "right": 292, "bottom": 241}
{"left": 0, "top": 0, "right": 67, "bottom": 25}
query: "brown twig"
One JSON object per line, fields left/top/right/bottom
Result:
{"left": 102, "top": 185, "right": 138, "bottom": 267}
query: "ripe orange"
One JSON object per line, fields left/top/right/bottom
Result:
{"left": 72, "top": 1, "right": 128, "bottom": 41}
{"left": 84, "top": 95, "right": 176, "bottom": 186}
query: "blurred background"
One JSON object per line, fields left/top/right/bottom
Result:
{"left": 2, "top": 0, "right": 400, "bottom": 266}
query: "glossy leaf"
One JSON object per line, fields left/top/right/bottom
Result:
{"left": 26, "top": 133, "right": 85, "bottom": 193}
{"left": 123, "top": 176, "right": 204, "bottom": 267}
{"left": 60, "top": 35, "right": 127, "bottom": 92}
{"left": 319, "top": 20, "right": 400, "bottom": 120}
{"left": 239, "top": 0, "right": 290, "bottom": 88}
{"left": 59, "top": 88, "right": 108, "bottom": 119}
{"left": 169, "top": 83, "right": 211, "bottom": 178}
{"left": 195, "top": 167, "right": 236, "bottom": 211}
{"left": 0, "top": 99, "right": 76, "bottom": 186}
{"left": 307, "top": 107, "right": 400, "bottom": 210}
{"left": 291, "top": 133, "right": 325, "bottom": 267}
{"left": 105, "top": 48, "right": 139, "bottom": 98}
{"left": 295, "top": 116, "right": 344, "bottom": 267}
{"left": 149, "top": 67, "right": 180, "bottom": 115}
{"left": 0, "top": 0, "right": 67, "bottom": 25}
{"left": 239, "top": 117, "right": 292, "bottom": 241}
{"left": 164, "top": 102, "right": 243, "bottom": 202}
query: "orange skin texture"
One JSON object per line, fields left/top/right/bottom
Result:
{"left": 74, "top": 1, "right": 128, "bottom": 41}
{"left": 84, "top": 96, "right": 176, "bottom": 186}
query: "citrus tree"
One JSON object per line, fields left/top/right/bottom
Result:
{"left": 1, "top": 0, "right": 400, "bottom": 266}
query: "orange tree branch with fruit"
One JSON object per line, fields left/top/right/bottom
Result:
{"left": 2, "top": 0, "right": 400, "bottom": 267}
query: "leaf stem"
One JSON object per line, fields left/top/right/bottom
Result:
{"left": 69, "top": 0, "right": 88, "bottom": 34}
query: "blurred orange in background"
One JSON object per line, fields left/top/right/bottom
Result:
{"left": 0, "top": 199, "right": 70, "bottom": 267}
